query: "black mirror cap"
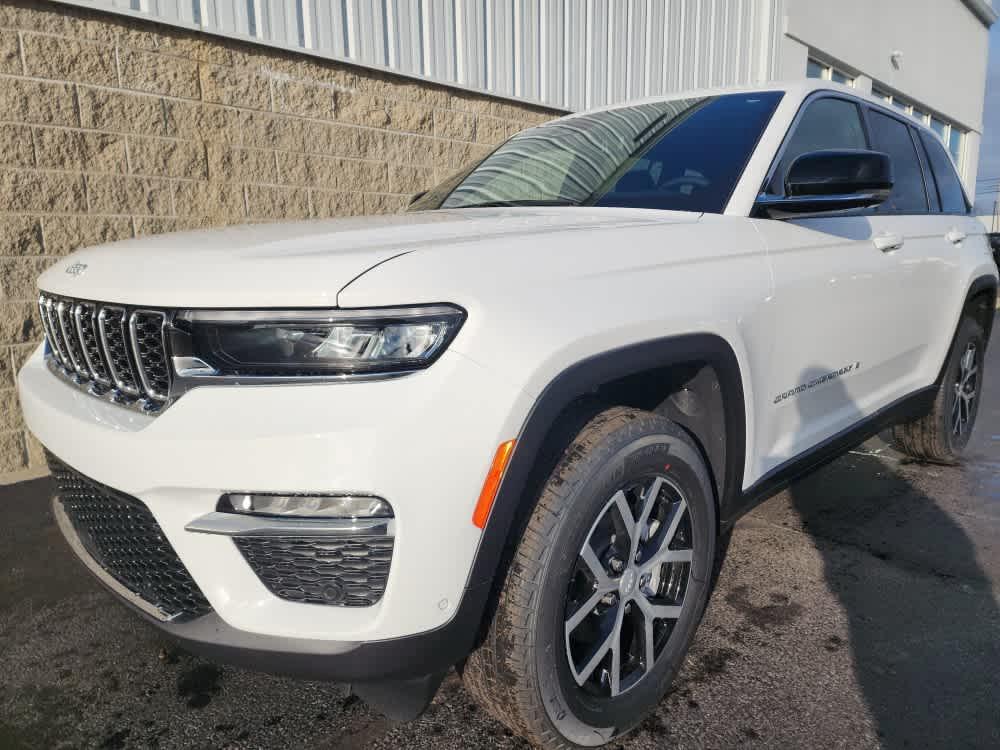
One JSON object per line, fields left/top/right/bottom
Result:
{"left": 755, "top": 149, "right": 894, "bottom": 217}
{"left": 785, "top": 149, "right": 893, "bottom": 197}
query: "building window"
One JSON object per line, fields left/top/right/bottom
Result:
{"left": 949, "top": 128, "right": 964, "bottom": 166}
{"left": 806, "top": 57, "right": 855, "bottom": 87}
{"left": 869, "top": 86, "right": 966, "bottom": 169}
{"left": 872, "top": 88, "right": 892, "bottom": 104}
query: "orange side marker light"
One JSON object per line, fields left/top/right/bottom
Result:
{"left": 472, "top": 439, "right": 516, "bottom": 529}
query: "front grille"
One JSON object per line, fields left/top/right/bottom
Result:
{"left": 48, "top": 453, "right": 212, "bottom": 622}
{"left": 38, "top": 293, "right": 171, "bottom": 409}
{"left": 235, "top": 535, "right": 394, "bottom": 607}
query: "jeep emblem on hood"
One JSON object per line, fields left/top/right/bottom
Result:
{"left": 65, "top": 262, "right": 88, "bottom": 277}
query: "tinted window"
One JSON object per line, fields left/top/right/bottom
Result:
{"left": 867, "top": 111, "right": 929, "bottom": 213}
{"left": 594, "top": 93, "right": 782, "bottom": 212}
{"left": 411, "top": 92, "right": 783, "bottom": 215}
{"left": 919, "top": 131, "right": 968, "bottom": 213}
{"left": 769, "top": 97, "right": 867, "bottom": 193}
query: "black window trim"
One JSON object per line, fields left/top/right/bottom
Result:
{"left": 859, "top": 104, "right": 935, "bottom": 216}
{"left": 913, "top": 127, "right": 974, "bottom": 216}
{"left": 758, "top": 88, "right": 972, "bottom": 218}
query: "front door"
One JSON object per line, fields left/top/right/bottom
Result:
{"left": 749, "top": 95, "right": 924, "bottom": 479}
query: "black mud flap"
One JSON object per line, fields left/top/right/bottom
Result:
{"left": 351, "top": 670, "right": 448, "bottom": 721}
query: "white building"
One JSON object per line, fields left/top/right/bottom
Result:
{"left": 55, "top": 0, "right": 997, "bottom": 192}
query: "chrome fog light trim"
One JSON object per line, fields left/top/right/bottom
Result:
{"left": 185, "top": 512, "right": 394, "bottom": 537}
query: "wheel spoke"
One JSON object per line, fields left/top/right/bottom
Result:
{"left": 573, "top": 608, "right": 621, "bottom": 686}
{"left": 639, "top": 546, "right": 693, "bottom": 575}
{"left": 612, "top": 490, "right": 637, "bottom": 549}
{"left": 662, "top": 496, "right": 688, "bottom": 547}
{"left": 643, "top": 615, "right": 656, "bottom": 674}
{"left": 580, "top": 544, "right": 614, "bottom": 592}
{"left": 635, "top": 594, "right": 683, "bottom": 621}
{"left": 565, "top": 590, "right": 605, "bottom": 635}
{"left": 608, "top": 608, "right": 624, "bottom": 696}
{"left": 635, "top": 477, "right": 664, "bottom": 543}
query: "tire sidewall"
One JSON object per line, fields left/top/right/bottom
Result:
{"left": 532, "top": 425, "right": 716, "bottom": 747}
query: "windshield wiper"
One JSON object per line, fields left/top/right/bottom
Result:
{"left": 451, "top": 199, "right": 579, "bottom": 209}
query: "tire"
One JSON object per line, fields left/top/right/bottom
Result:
{"left": 892, "top": 315, "right": 985, "bottom": 463}
{"left": 462, "top": 406, "right": 717, "bottom": 749}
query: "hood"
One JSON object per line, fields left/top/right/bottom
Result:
{"left": 37, "top": 208, "right": 700, "bottom": 308}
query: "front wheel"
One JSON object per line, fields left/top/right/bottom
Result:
{"left": 462, "top": 407, "right": 717, "bottom": 748}
{"left": 892, "top": 315, "right": 985, "bottom": 463}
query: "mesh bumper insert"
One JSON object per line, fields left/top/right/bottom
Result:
{"left": 48, "top": 453, "right": 212, "bottom": 622}
{"left": 235, "top": 535, "right": 394, "bottom": 607}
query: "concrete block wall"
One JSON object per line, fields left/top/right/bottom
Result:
{"left": 0, "top": 0, "right": 559, "bottom": 475}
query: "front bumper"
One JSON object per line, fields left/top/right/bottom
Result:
{"left": 19, "top": 343, "right": 532, "bottom": 651}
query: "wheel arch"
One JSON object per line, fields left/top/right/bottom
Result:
{"left": 462, "top": 333, "right": 748, "bottom": 649}
{"left": 963, "top": 274, "right": 997, "bottom": 349}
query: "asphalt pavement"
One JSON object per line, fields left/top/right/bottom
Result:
{"left": 3, "top": 322, "right": 1000, "bottom": 750}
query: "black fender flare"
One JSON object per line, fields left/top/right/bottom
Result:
{"left": 455, "top": 333, "right": 749, "bottom": 646}
{"left": 962, "top": 273, "right": 998, "bottom": 347}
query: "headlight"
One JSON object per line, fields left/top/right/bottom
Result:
{"left": 173, "top": 304, "right": 465, "bottom": 377}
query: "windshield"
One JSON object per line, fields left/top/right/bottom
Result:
{"left": 411, "top": 91, "right": 783, "bottom": 214}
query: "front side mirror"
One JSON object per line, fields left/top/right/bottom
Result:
{"left": 756, "top": 149, "right": 893, "bottom": 217}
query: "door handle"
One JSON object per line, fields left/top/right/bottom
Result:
{"left": 873, "top": 233, "right": 904, "bottom": 252}
{"left": 945, "top": 228, "right": 967, "bottom": 245}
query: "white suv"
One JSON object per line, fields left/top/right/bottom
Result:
{"left": 18, "top": 81, "right": 996, "bottom": 748}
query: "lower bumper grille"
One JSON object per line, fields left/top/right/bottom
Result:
{"left": 235, "top": 536, "right": 394, "bottom": 607}
{"left": 48, "top": 454, "right": 212, "bottom": 622}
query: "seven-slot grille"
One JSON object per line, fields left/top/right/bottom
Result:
{"left": 39, "top": 293, "right": 170, "bottom": 408}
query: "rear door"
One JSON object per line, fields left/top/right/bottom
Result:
{"left": 750, "top": 94, "right": 922, "bottom": 478}
{"left": 911, "top": 127, "right": 987, "bottom": 375}
{"left": 858, "top": 108, "right": 952, "bottom": 396}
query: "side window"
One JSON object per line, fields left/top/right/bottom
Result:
{"left": 866, "top": 111, "right": 929, "bottom": 213}
{"left": 769, "top": 97, "right": 867, "bottom": 193}
{"left": 919, "top": 131, "right": 968, "bottom": 213}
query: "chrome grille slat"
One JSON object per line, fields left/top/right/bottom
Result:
{"left": 38, "top": 295, "right": 67, "bottom": 367}
{"left": 98, "top": 306, "right": 141, "bottom": 396}
{"left": 129, "top": 311, "right": 170, "bottom": 402}
{"left": 43, "top": 297, "right": 71, "bottom": 367}
{"left": 56, "top": 300, "right": 88, "bottom": 377}
{"left": 74, "top": 303, "right": 111, "bottom": 386}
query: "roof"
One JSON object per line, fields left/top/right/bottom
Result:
{"left": 552, "top": 80, "right": 950, "bottom": 144}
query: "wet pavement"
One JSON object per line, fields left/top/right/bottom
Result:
{"left": 3, "top": 322, "right": 1000, "bottom": 749}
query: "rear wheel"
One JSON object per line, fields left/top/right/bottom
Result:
{"left": 892, "top": 315, "right": 985, "bottom": 463}
{"left": 462, "top": 406, "right": 717, "bottom": 748}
